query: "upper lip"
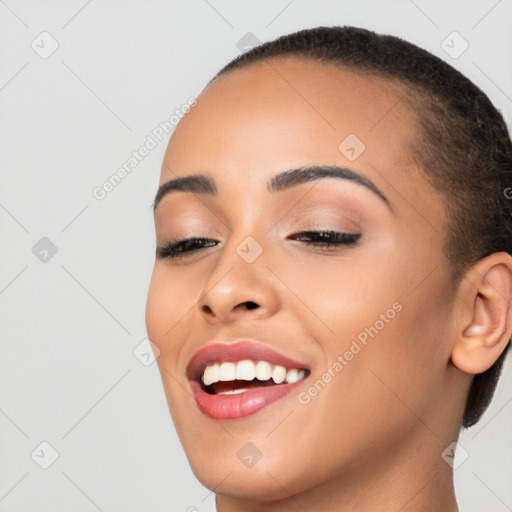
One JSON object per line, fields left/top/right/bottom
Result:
{"left": 186, "top": 339, "right": 311, "bottom": 382}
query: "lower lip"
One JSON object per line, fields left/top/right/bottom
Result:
{"left": 189, "top": 379, "right": 306, "bottom": 420}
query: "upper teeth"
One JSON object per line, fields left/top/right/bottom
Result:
{"left": 202, "top": 360, "right": 307, "bottom": 386}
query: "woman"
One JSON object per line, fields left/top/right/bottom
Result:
{"left": 146, "top": 26, "right": 512, "bottom": 511}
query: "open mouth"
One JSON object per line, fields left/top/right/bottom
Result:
{"left": 186, "top": 340, "right": 312, "bottom": 419}
{"left": 200, "top": 360, "right": 311, "bottom": 396}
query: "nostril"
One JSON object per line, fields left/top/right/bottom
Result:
{"left": 200, "top": 301, "right": 259, "bottom": 316}
{"left": 202, "top": 305, "right": 213, "bottom": 315}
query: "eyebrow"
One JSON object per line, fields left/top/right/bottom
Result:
{"left": 152, "top": 165, "right": 392, "bottom": 212}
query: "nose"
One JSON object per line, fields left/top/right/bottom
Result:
{"left": 197, "top": 248, "right": 280, "bottom": 325}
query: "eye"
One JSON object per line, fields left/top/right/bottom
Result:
{"left": 288, "top": 230, "right": 361, "bottom": 249}
{"left": 156, "top": 237, "right": 219, "bottom": 259}
{"left": 156, "top": 230, "right": 360, "bottom": 260}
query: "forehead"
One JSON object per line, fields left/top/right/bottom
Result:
{"left": 160, "top": 57, "right": 443, "bottom": 222}
{"left": 164, "top": 58, "right": 417, "bottom": 179}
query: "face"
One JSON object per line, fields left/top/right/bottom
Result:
{"left": 146, "top": 58, "right": 462, "bottom": 502}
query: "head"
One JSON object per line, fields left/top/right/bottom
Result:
{"left": 146, "top": 26, "right": 512, "bottom": 505}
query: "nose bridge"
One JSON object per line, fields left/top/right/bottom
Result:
{"left": 212, "top": 211, "right": 269, "bottom": 279}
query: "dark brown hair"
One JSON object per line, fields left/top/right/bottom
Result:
{"left": 208, "top": 26, "right": 512, "bottom": 428}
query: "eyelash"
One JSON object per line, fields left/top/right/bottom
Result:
{"left": 156, "top": 230, "right": 361, "bottom": 260}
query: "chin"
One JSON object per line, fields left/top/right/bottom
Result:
{"left": 190, "top": 460, "right": 305, "bottom": 503}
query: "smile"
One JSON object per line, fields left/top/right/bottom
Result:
{"left": 187, "top": 341, "right": 311, "bottom": 419}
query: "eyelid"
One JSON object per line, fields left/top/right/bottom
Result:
{"left": 280, "top": 221, "right": 361, "bottom": 238}
{"left": 156, "top": 202, "right": 363, "bottom": 245}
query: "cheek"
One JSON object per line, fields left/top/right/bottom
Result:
{"left": 145, "top": 265, "right": 198, "bottom": 338}
{"left": 145, "top": 269, "right": 170, "bottom": 344}
{"left": 146, "top": 263, "right": 213, "bottom": 395}
{"left": 305, "top": 244, "right": 452, "bottom": 411}
{"left": 324, "top": 270, "right": 453, "bottom": 430}
{"left": 283, "top": 251, "right": 401, "bottom": 347}
{"left": 145, "top": 268, "right": 195, "bottom": 421}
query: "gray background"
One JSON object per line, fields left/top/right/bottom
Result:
{"left": 1, "top": 0, "right": 511, "bottom": 510}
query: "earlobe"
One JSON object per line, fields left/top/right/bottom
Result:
{"left": 451, "top": 252, "right": 512, "bottom": 375}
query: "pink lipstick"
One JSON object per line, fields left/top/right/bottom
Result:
{"left": 187, "top": 341, "right": 310, "bottom": 420}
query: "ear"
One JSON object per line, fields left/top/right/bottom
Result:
{"left": 451, "top": 252, "right": 512, "bottom": 375}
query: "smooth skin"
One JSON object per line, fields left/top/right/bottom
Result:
{"left": 146, "top": 57, "right": 512, "bottom": 511}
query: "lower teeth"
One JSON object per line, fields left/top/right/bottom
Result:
{"left": 216, "top": 388, "right": 249, "bottom": 396}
